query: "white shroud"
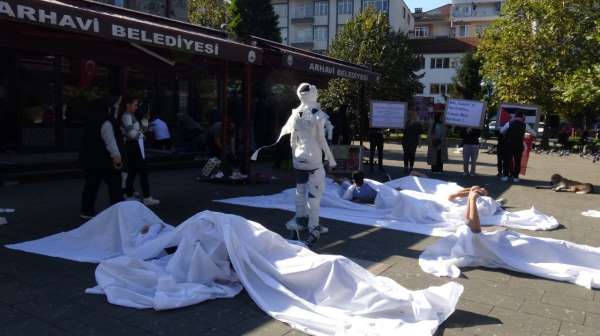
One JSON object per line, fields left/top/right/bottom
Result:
{"left": 218, "top": 176, "right": 559, "bottom": 237}
{"left": 420, "top": 225, "right": 600, "bottom": 289}
{"left": 5, "top": 203, "right": 464, "bottom": 336}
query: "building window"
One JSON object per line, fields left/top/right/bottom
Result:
{"left": 337, "top": 0, "right": 353, "bottom": 15}
{"left": 417, "top": 56, "right": 425, "bottom": 70}
{"left": 295, "top": 28, "right": 313, "bottom": 43}
{"left": 363, "top": 0, "right": 388, "bottom": 13}
{"left": 314, "top": 1, "right": 328, "bottom": 16}
{"left": 475, "top": 24, "right": 489, "bottom": 37}
{"left": 169, "top": 0, "right": 187, "bottom": 21}
{"left": 430, "top": 57, "right": 450, "bottom": 69}
{"left": 294, "top": 3, "right": 313, "bottom": 18}
{"left": 430, "top": 84, "right": 440, "bottom": 94}
{"left": 415, "top": 84, "right": 424, "bottom": 94}
{"left": 314, "top": 26, "right": 328, "bottom": 41}
{"left": 127, "top": 0, "right": 167, "bottom": 16}
{"left": 273, "top": 3, "right": 289, "bottom": 24}
{"left": 280, "top": 27, "right": 289, "bottom": 44}
{"left": 415, "top": 26, "right": 429, "bottom": 38}
{"left": 337, "top": 24, "right": 346, "bottom": 34}
{"left": 430, "top": 83, "right": 450, "bottom": 95}
{"left": 457, "top": 25, "right": 468, "bottom": 37}
{"left": 403, "top": 7, "right": 406, "bottom": 18}
{"left": 408, "top": 15, "right": 411, "bottom": 24}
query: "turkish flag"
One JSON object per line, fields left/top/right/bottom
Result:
{"left": 499, "top": 108, "right": 511, "bottom": 126}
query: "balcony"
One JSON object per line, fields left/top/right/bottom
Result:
{"left": 291, "top": 6, "right": 314, "bottom": 23}
{"left": 291, "top": 41, "right": 314, "bottom": 49}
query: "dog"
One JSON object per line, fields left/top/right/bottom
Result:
{"left": 536, "top": 174, "right": 593, "bottom": 194}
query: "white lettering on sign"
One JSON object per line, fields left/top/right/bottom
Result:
{"left": 309, "top": 63, "right": 335, "bottom": 75}
{"left": 0, "top": 1, "right": 221, "bottom": 58}
{"left": 336, "top": 68, "right": 368, "bottom": 81}
{"left": 370, "top": 101, "right": 407, "bottom": 129}
{"left": 445, "top": 99, "right": 485, "bottom": 129}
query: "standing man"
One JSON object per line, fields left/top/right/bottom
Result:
{"left": 461, "top": 127, "right": 481, "bottom": 176}
{"left": 79, "top": 97, "right": 123, "bottom": 219}
{"left": 283, "top": 83, "right": 337, "bottom": 246}
{"left": 500, "top": 111, "right": 535, "bottom": 182}
{"left": 427, "top": 113, "right": 448, "bottom": 174}
{"left": 368, "top": 128, "right": 385, "bottom": 172}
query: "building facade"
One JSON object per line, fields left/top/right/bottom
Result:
{"left": 411, "top": 0, "right": 503, "bottom": 105}
{"left": 271, "top": 0, "right": 414, "bottom": 53}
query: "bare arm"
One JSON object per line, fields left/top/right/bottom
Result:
{"left": 448, "top": 186, "right": 487, "bottom": 201}
{"left": 465, "top": 188, "right": 482, "bottom": 233}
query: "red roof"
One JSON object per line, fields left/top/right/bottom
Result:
{"left": 409, "top": 37, "right": 480, "bottom": 54}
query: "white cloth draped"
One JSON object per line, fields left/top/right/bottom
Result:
{"left": 5, "top": 203, "right": 464, "bottom": 336}
{"left": 218, "top": 176, "right": 559, "bottom": 237}
{"left": 419, "top": 226, "right": 600, "bottom": 289}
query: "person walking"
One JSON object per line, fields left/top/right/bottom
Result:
{"left": 79, "top": 97, "right": 123, "bottom": 219}
{"left": 149, "top": 114, "right": 171, "bottom": 150}
{"left": 427, "top": 113, "right": 448, "bottom": 174}
{"left": 500, "top": 111, "right": 535, "bottom": 182}
{"left": 402, "top": 111, "right": 422, "bottom": 174}
{"left": 368, "top": 128, "right": 385, "bottom": 172}
{"left": 120, "top": 96, "right": 160, "bottom": 205}
{"left": 461, "top": 127, "right": 481, "bottom": 176}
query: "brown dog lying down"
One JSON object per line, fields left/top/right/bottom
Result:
{"left": 536, "top": 174, "right": 594, "bottom": 194}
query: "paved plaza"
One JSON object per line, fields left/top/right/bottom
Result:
{"left": 1, "top": 143, "right": 600, "bottom": 336}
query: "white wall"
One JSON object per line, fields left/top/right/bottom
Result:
{"left": 415, "top": 52, "right": 465, "bottom": 103}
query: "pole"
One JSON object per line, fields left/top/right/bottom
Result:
{"left": 243, "top": 63, "right": 252, "bottom": 175}
{"left": 221, "top": 61, "right": 229, "bottom": 163}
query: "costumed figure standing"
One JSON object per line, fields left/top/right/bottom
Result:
{"left": 251, "top": 83, "right": 336, "bottom": 246}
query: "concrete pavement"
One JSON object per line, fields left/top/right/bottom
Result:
{"left": 1, "top": 142, "right": 600, "bottom": 335}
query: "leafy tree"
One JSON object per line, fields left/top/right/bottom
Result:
{"left": 188, "top": 0, "right": 228, "bottom": 29}
{"left": 450, "top": 51, "right": 483, "bottom": 100}
{"left": 477, "top": 0, "right": 600, "bottom": 122}
{"left": 320, "top": 7, "right": 422, "bottom": 135}
{"left": 227, "top": 0, "right": 281, "bottom": 42}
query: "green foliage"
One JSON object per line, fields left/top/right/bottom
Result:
{"left": 227, "top": 0, "right": 281, "bottom": 42}
{"left": 188, "top": 0, "right": 228, "bottom": 29}
{"left": 450, "top": 51, "right": 483, "bottom": 100}
{"left": 320, "top": 7, "right": 422, "bottom": 133}
{"left": 477, "top": 0, "right": 600, "bottom": 122}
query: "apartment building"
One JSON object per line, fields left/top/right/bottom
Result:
{"left": 411, "top": 0, "right": 503, "bottom": 105}
{"left": 96, "top": 0, "right": 189, "bottom": 21}
{"left": 272, "top": 0, "right": 414, "bottom": 53}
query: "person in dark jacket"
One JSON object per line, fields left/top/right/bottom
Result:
{"left": 79, "top": 97, "right": 123, "bottom": 219}
{"left": 500, "top": 111, "right": 535, "bottom": 182}
{"left": 402, "top": 111, "right": 422, "bottom": 174}
{"left": 460, "top": 127, "right": 482, "bottom": 176}
{"left": 368, "top": 128, "right": 385, "bottom": 172}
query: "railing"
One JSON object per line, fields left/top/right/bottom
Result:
{"left": 452, "top": 10, "right": 500, "bottom": 18}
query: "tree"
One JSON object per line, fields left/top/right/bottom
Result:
{"left": 450, "top": 51, "right": 483, "bottom": 100}
{"left": 320, "top": 7, "right": 422, "bottom": 134}
{"left": 188, "top": 0, "right": 228, "bottom": 30}
{"left": 477, "top": 0, "right": 600, "bottom": 122}
{"left": 227, "top": 0, "right": 281, "bottom": 42}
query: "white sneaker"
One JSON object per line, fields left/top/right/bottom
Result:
{"left": 211, "top": 171, "right": 224, "bottom": 179}
{"left": 142, "top": 197, "right": 160, "bottom": 206}
{"left": 230, "top": 170, "right": 248, "bottom": 180}
{"left": 501, "top": 176, "right": 509, "bottom": 182}
{"left": 513, "top": 178, "right": 520, "bottom": 183}
{"left": 319, "top": 226, "right": 329, "bottom": 234}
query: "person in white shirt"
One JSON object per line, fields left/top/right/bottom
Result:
{"left": 149, "top": 115, "right": 171, "bottom": 150}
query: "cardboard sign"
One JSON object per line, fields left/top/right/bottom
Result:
{"left": 331, "top": 145, "right": 362, "bottom": 173}
{"left": 444, "top": 99, "right": 486, "bottom": 129}
{"left": 414, "top": 96, "right": 434, "bottom": 123}
{"left": 497, "top": 102, "right": 541, "bottom": 131}
{"left": 370, "top": 101, "right": 407, "bottom": 129}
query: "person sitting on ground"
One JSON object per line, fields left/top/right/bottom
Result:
{"left": 339, "top": 171, "right": 378, "bottom": 204}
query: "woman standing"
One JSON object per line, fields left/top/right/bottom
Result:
{"left": 427, "top": 113, "right": 448, "bottom": 174}
{"left": 460, "top": 127, "right": 481, "bottom": 176}
{"left": 402, "top": 111, "right": 422, "bottom": 174}
{"left": 120, "top": 96, "right": 160, "bottom": 206}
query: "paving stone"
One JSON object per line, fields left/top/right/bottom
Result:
{"left": 559, "top": 323, "right": 599, "bottom": 336}
{"left": 583, "top": 312, "right": 600, "bottom": 329}
{"left": 461, "top": 290, "right": 523, "bottom": 310}
{"left": 231, "top": 315, "right": 291, "bottom": 336}
{"left": 485, "top": 307, "right": 561, "bottom": 335}
{"left": 542, "top": 293, "right": 600, "bottom": 314}
{"left": 520, "top": 301, "right": 586, "bottom": 324}
{"left": 0, "top": 316, "right": 69, "bottom": 336}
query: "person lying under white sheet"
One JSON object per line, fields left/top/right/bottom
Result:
{"left": 419, "top": 186, "right": 600, "bottom": 289}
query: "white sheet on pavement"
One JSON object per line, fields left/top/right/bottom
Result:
{"left": 582, "top": 210, "right": 600, "bottom": 218}
{"left": 217, "top": 176, "right": 559, "bottom": 237}
{"left": 419, "top": 225, "right": 600, "bottom": 289}
{"left": 5, "top": 201, "right": 173, "bottom": 262}
{"left": 5, "top": 202, "right": 465, "bottom": 335}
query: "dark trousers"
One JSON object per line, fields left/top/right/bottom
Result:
{"left": 155, "top": 138, "right": 171, "bottom": 150}
{"left": 125, "top": 141, "right": 150, "bottom": 198}
{"left": 402, "top": 144, "right": 417, "bottom": 169}
{"left": 432, "top": 149, "right": 443, "bottom": 172}
{"left": 81, "top": 168, "right": 122, "bottom": 214}
{"left": 503, "top": 145, "right": 523, "bottom": 178}
{"left": 369, "top": 133, "right": 384, "bottom": 169}
{"left": 496, "top": 137, "right": 504, "bottom": 175}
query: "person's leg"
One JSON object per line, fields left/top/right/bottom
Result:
{"left": 470, "top": 145, "right": 479, "bottom": 175}
{"left": 512, "top": 147, "right": 523, "bottom": 179}
{"left": 377, "top": 135, "right": 384, "bottom": 169}
{"left": 402, "top": 144, "right": 409, "bottom": 169}
{"left": 294, "top": 170, "right": 309, "bottom": 221}
{"left": 305, "top": 167, "right": 325, "bottom": 245}
{"left": 105, "top": 169, "right": 122, "bottom": 205}
{"left": 437, "top": 148, "right": 443, "bottom": 172}
{"left": 138, "top": 158, "right": 150, "bottom": 198}
{"left": 81, "top": 169, "right": 102, "bottom": 215}
{"left": 502, "top": 146, "right": 512, "bottom": 177}
{"left": 496, "top": 139, "right": 504, "bottom": 176}
{"left": 462, "top": 145, "right": 470, "bottom": 174}
{"left": 369, "top": 135, "right": 376, "bottom": 170}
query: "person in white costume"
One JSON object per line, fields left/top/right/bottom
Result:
{"left": 420, "top": 187, "right": 600, "bottom": 289}
{"left": 275, "top": 83, "right": 337, "bottom": 246}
